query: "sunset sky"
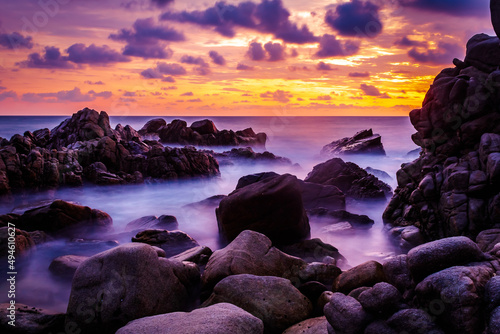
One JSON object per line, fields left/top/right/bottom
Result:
{"left": 0, "top": 0, "right": 492, "bottom": 116}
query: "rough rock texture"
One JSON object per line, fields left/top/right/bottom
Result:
{"left": 132, "top": 229, "right": 200, "bottom": 257}
{"left": 115, "top": 303, "right": 264, "bottom": 334}
{"left": 282, "top": 316, "right": 328, "bottom": 334}
{"left": 0, "top": 303, "right": 65, "bottom": 334}
{"left": 203, "top": 274, "right": 312, "bottom": 333}
{"left": 0, "top": 227, "right": 36, "bottom": 257}
{"left": 384, "top": 34, "right": 500, "bottom": 240}
{"left": 358, "top": 282, "right": 402, "bottom": 315}
{"left": 201, "top": 230, "right": 307, "bottom": 291}
{"left": 279, "top": 238, "right": 346, "bottom": 264}
{"left": 387, "top": 309, "right": 443, "bottom": 334}
{"left": 170, "top": 245, "right": 213, "bottom": 266}
{"left": 321, "top": 129, "right": 386, "bottom": 156}
{"left": 125, "top": 215, "right": 179, "bottom": 231}
{"left": 216, "top": 174, "right": 310, "bottom": 245}
{"left": 48, "top": 255, "right": 89, "bottom": 279}
{"left": 305, "top": 158, "right": 392, "bottom": 199}
{"left": 323, "top": 293, "right": 370, "bottom": 334}
{"left": 209, "top": 147, "right": 292, "bottom": 165}
{"left": 333, "top": 260, "right": 386, "bottom": 294}
{"left": 66, "top": 243, "right": 200, "bottom": 334}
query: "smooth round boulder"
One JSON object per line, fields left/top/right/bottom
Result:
{"left": 66, "top": 243, "right": 200, "bottom": 334}
{"left": 190, "top": 119, "right": 218, "bottom": 135}
{"left": 203, "top": 274, "right": 312, "bottom": 333}
{"left": 358, "top": 282, "right": 402, "bottom": 315}
{"left": 282, "top": 316, "right": 328, "bottom": 334}
{"left": 387, "top": 309, "right": 443, "bottom": 334}
{"left": 48, "top": 255, "right": 89, "bottom": 279}
{"left": 407, "top": 236, "right": 485, "bottom": 281}
{"left": 115, "top": 303, "right": 263, "bottom": 334}
{"left": 333, "top": 260, "right": 386, "bottom": 294}
{"left": 323, "top": 292, "right": 369, "bottom": 334}
{"left": 216, "top": 174, "right": 310, "bottom": 245}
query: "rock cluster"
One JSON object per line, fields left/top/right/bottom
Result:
{"left": 321, "top": 129, "right": 386, "bottom": 156}
{"left": 384, "top": 34, "right": 500, "bottom": 240}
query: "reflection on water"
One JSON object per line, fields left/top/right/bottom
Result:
{"left": 0, "top": 116, "right": 417, "bottom": 312}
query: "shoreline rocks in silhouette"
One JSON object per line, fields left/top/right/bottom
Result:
{"left": 384, "top": 34, "right": 500, "bottom": 240}
{"left": 132, "top": 229, "right": 200, "bottom": 257}
{"left": 205, "top": 147, "right": 293, "bottom": 166}
{"left": 125, "top": 215, "right": 179, "bottom": 231}
{"left": 0, "top": 303, "right": 65, "bottom": 334}
{"left": 321, "top": 129, "right": 386, "bottom": 156}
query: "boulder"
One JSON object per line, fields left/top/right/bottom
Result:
{"left": 115, "top": 124, "right": 141, "bottom": 142}
{"left": 132, "top": 229, "right": 199, "bottom": 257}
{"left": 0, "top": 227, "right": 35, "bottom": 257}
{"left": 201, "top": 230, "right": 306, "bottom": 291}
{"left": 309, "top": 209, "right": 374, "bottom": 229}
{"left": 321, "top": 129, "right": 386, "bottom": 156}
{"left": 364, "top": 321, "right": 397, "bottom": 334}
{"left": 488, "top": 306, "right": 500, "bottom": 334}
{"left": 476, "top": 229, "right": 500, "bottom": 252}
{"left": 235, "top": 172, "right": 279, "bottom": 189}
{"left": 406, "top": 236, "right": 485, "bottom": 281}
{"left": 387, "top": 309, "right": 443, "bottom": 334}
{"left": 48, "top": 255, "right": 89, "bottom": 279}
{"left": 216, "top": 174, "right": 310, "bottom": 245}
{"left": 138, "top": 118, "right": 166, "bottom": 140}
{"left": 115, "top": 303, "right": 264, "bottom": 334}
{"left": 0, "top": 303, "right": 65, "bottom": 334}
{"left": 323, "top": 293, "right": 370, "bottom": 334}
{"left": 333, "top": 260, "right": 386, "bottom": 294}
{"left": 190, "top": 119, "right": 218, "bottom": 135}
{"left": 125, "top": 215, "right": 178, "bottom": 231}
{"left": 305, "top": 158, "right": 391, "bottom": 199}
{"left": 282, "top": 316, "right": 328, "bottom": 334}
{"left": 203, "top": 274, "right": 312, "bottom": 333}
{"left": 485, "top": 276, "right": 500, "bottom": 313}
{"left": 170, "top": 245, "right": 213, "bottom": 265}
{"left": 279, "top": 238, "right": 346, "bottom": 264}
{"left": 357, "top": 282, "right": 402, "bottom": 315}
{"left": 382, "top": 255, "right": 413, "bottom": 295}
{"left": 66, "top": 243, "right": 200, "bottom": 333}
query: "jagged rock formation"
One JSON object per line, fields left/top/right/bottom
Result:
{"left": 321, "top": 129, "right": 386, "bottom": 156}
{"left": 384, "top": 34, "right": 500, "bottom": 240}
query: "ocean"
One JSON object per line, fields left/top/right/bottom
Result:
{"left": 0, "top": 115, "right": 418, "bottom": 312}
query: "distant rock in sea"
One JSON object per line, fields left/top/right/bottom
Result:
{"left": 321, "top": 129, "right": 386, "bottom": 156}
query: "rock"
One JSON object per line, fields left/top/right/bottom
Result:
{"left": 282, "top": 316, "right": 328, "bottom": 334}
{"left": 216, "top": 174, "right": 310, "bottom": 245}
{"left": 321, "top": 129, "right": 386, "bottom": 156}
{"left": 48, "top": 255, "right": 89, "bottom": 279}
{"left": 190, "top": 119, "right": 218, "bottom": 135}
{"left": 415, "top": 264, "right": 495, "bottom": 334}
{"left": 305, "top": 158, "right": 392, "bottom": 199}
{"left": 212, "top": 147, "right": 293, "bottom": 165}
{"left": 132, "top": 230, "right": 199, "bottom": 257}
{"left": 476, "top": 229, "right": 500, "bottom": 252}
{"left": 17, "top": 199, "right": 112, "bottom": 236}
{"left": 406, "top": 236, "right": 485, "bottom": 281}
{"left": 465, "top": 34, "right": 500, "bottom": 73}
{"left": 364, "top": 321, "right": 397, "bottom": 334}
{"left": 298, "top": 281, "right": 328, "bottom": 314}
{"left": 323, "top": 292, "right": 370, "bottom": 334}
{"left": 0, "top": 227, "right": 35, "bottom": 257}
{"left": 66, "top": 243, "right": 200, "bottom": 333}
{"left": 115, "top": 303, "right": 264, "bottom": 334}
{"left": 170, "top": 245, "right": 212, "bottom": 265}
{"left": 235, "top": 172, "right": 279, "bottom": 189}
{"left": 125, "top": 215, "right": 178, "bottom": 231}
{"left": 382, "top": 255, "right": 413, "bottom": 295}
{"left": 0, "top": 303, "right": 65, "bottom": 334}
{"left": 298, "top": 263, "right": 342, "bottom": 287}
{"left": 203, "top": 274, "right": 312, "bottom": 333}
{"left": 365, "top": 167, "right": 393, "bottom": 182}
{"left": 279, "top": 238, "right": 346, "bottom": 264}
{"left": 387, "top": 309, "right": 443, "bottom": 334}
{"left": 115, "top": 124, "right": 141, "bottom": 142}
{"left": 357, "top": 282, "right": 402, "bottom": 315}
{"left": 485, "top": 276, "right": 500, "bottom": 312}
{"left": 183, "top": 195, "right": 226, "bottom": 209}
{"left": 201, "top": 230, "right": 306, "bottom": 291}
{"left": 309, "top": 209, "right": 374, "bottom": 229}
{"left": 333, "top": 260, "right": 386, "bottom": 294}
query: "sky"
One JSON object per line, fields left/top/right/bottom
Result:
{"left": 0, "top": 0, "right": 493, "bottom": 116}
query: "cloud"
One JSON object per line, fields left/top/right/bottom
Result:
{"left": 181, "top": 92, "right": 193, "bottom": 96}
{"left": 360, "top": 83, "right": 390, "bottom": 98}
{"left": 315, "top": 34, "right": 360, "bottom": 58}
{"left": 162, "top": 76, "right": 175, "bottom": 82}
{"left": 260, "top": 89, "right": 293, "bottom": 103}
{"left": 398, "top": 0, "right": 488, "bottom": 17}
{"left": 110, "top": 18, "right": 183, "bottom": 59}
{"left": 349, "top": 71, "right": 370, "bottom": 77}
{"left": 187, "top": 98, "right": 202, "bottom": 102}
{"left": 141, "top": 62, "right": 187, "bottom": 80}
{"left": 66, "top": 43, "right": 130, "bottom": 65}
{"left": 247, "top": 42, "right": 266, "bottom": 61}
{"left": 162, "top": 86, "right": 177, "bottom": 90}
{"left": 0, "top": 90, "right": 17, "bottom": 101}
{"left": 311, "top": 95, "right": 332, "bottom": 100}
{"left": 160, "top": 0, "right": 318, "bottom": 44}
{"left": 16, "top": 46, "right": 74, "bottom": 69}
{"left": 325, "top": 0, "right": 383, "bottom": 38}
{"left": 84, "top": 80, "right": 105, "bottom": 85}
{"left": 22, "top": 87, "right": 112, "bottom": 103}
{"left": 408, "top": 42, "right": 462, "bottom": 64}
{"left": 180, "top": 55, "right": 209, "bottom": 66}
{"left": 247, "top": 41, "right": 286, "bottom": 61}
{"left": 236, "top": 63, "right": 254, "bottom": 70}
{"left": 0, "top": 32, "right": 33, "bottom": 50}
{"left": 394, "top": 36, "right": 427, "bottom": 47}
{"left": 316, "top": 61, "right": 336, "bottom": 71}
{"left": 209, "top": 50, "right": 226, "bottom": 65}
{"left": 151, "top": 0, "right": 174, "bottom": 8}
{"left": 123, "top": 91, "right": 136, "bottom": 97}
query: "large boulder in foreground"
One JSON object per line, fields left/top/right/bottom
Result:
{"left": 324, "top": 292, "right": 370, "bottom": 334}
{"left": 17, "top": 199, "right": 112, "bottom": 236}
{"left": 201, "top": 230, "right": 307, "bottom": 291}
{"left": 216, "top": 174, "right": 310, "bottom": 245}
{"left": 66, "top": 243, "right": 200, "bottom": 334}
{"left": 333, "top": 260, "right": 386, "bottom": 294}
{"left": 115, "top": 303, "right": 264, "bottom": 334}
{"left": 321, "top": 129, "right": 386, "bottom": 156}
{"left": 203, "top": 274, "right": 312, "bottom": 333}
{"left": 305, "top": 158, "right": 391, "bottom": 199}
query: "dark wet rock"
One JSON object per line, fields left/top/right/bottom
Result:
{"left": 321, "top": 129, "right": 386, "bottom": 156}
{"left": 324, "top": 292, "right": 370, "bottom": 334}
{"left": 347, "top": 286, "right": 371, "bottom": 300}
{"left": 138, "top": 118, "right": 166, "bottom": 140}
{"left": 132, "top": 229, "right": 199, "bottom": 257}
{"left": 358, "top": 282, "right": 402, "bottom": 315}
{"left": 365, "top": 167, "right": 393, "bottom": 183}
{"left": 279, "top": 238, "right": 346, "bottom": 264}
{"left": 66, "top": 243, "right": 200, "bottom": 334}
{"left": 405, "top": 148, "right": 421, "bottom": 158}
{"left": 216, "top": 174, "right": 310, "bottom": 245}
{"left": 388, "top": 225, "right": 426, "bottom": 251}
{"left": 170, "top": 245, "right": 213, "bottom": 265}
{"left": 382, "top": 255, "right": 413, "bottom": 295}
{"left": 485, "top": 276, "right": 500, "bottom": 313}
{"left": 115, "top": 303, "right": 264, "bottom": 334}
{"left": 309, "top": 209, "right": 374, "bottom": 229}
{"left": 387, "top": 309, "right": 443, "bottom": 334}
{"left": 0, "top": 227, "right": 35, "bottom": 257}
{"left": 203, "top": 274, "right": 312, "bottom": 333}
{"left": 297, "top": 281, "right": 328, "bottom": 314}
{"left": 201, "top": 230, "right": 307, "bottom": 292}
{"left": 16, "top": 200, "right": 112, "bottom": 236}
{"left": 183, "top": 194, "right": 227, "bottom": 209}
{"left": 190, "top": 119, "right": 218, "bottom": 135}
{"left": 305, "top": 158, "right": 392, "bottom": 199}
{"left": 364, "top": 320, "right": 397, "bottom": 334}
{"left": 415, "top": 264, "right": 494, "bottom": 334}
{"left": 406, "top": 236, "right": 485, "bottom": 281}
{"left": 282, "top": 316, "right": 328, "bottom": 334}
{"left": 0, "top": 303, "right": 65, "bottom": 334}
{"left": 211, "top": 147, "right": 293, "bottom": 165}
{"left": 384, "top": 35, "right": 500, "bottom": 240}
{"left": 333, "top": 260, "right": 386, "bottom": 294}
{"left": 115, "top": 124, "right": 141, "bottom": 142}
{"left": 477, "top": 229, "right": 500, "bottom": 252}
{"left": 48, "top": 255, "right": 88, "bottom": 279}
{"left": 488, "top": 306, "right": 500, "bottom": 334}
{"left": 298, "top": 262, "right": 342, "bottom": 287}
{"left": 125, "top": 215, "right": 178, "bottom": 231}
{"left": 236, "top": 172, "right": 280, "bottom": 189}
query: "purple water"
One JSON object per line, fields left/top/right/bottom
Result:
{"left": 0, "top": 116, "right": 418, "bottom": 312}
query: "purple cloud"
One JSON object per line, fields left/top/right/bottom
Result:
{"left": 264, "top": 42, "right": 286, "bottom": 61}
{"left": 394, "top": 36, "right": 428, "bottom": 47}
{"left": 209, "top": 50, "right": 226, "bottom": 65}
{"left": 316, "top": 61, "right": 336, "bottom": 71}
{"left": 325, "top": 0, "right": 383, "bottom": 38}
{"left": 180, "top": 55, "right": 209, "bottom": 67}
{"left": 151, "top": 0, "right": 174, "bottom": 8}
{"left": 398, "top": 0, "right": 488, "bottom": 17}
{"left": 141, "top": 62, "right": 187, "bottom": 80}
{"left": 0, "top": 32, "right": 33, "bottom": 50}
{"left": 0, "top": 90, "right": 17, "bottom": 101}
{"left": 16, "top": 46, "right": 74, "bottom": 69}
{"left": 66, "top": 43, "right": 130, "bottom": 65}
{"left": 349, "top": 71, "right": 370, "bottom": 77}
{"left": 84, "top": 80, "right": 105, "bottom": 85}
{"left": 22, "top": 87, "right": 112, "bottom": 103}
{"left": 180, "top": 92, "right": 193, "bottom": 96}
{"left": 247, "top": 42, "right": 266, "bottom": 61}
{"left": 315, "top": 34, "right": 360, "bottom": 58}
{"left": 360, "top": 83, "right": 390, "bottom": 98}
{"left": 236, "top": 63, "right": 254, "bottom": 70}
{"left": 408, "top": 42, "right": 462, "bottom": 64}
{"left": 260, "top": 89, "right": 293, "bottom": 103}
